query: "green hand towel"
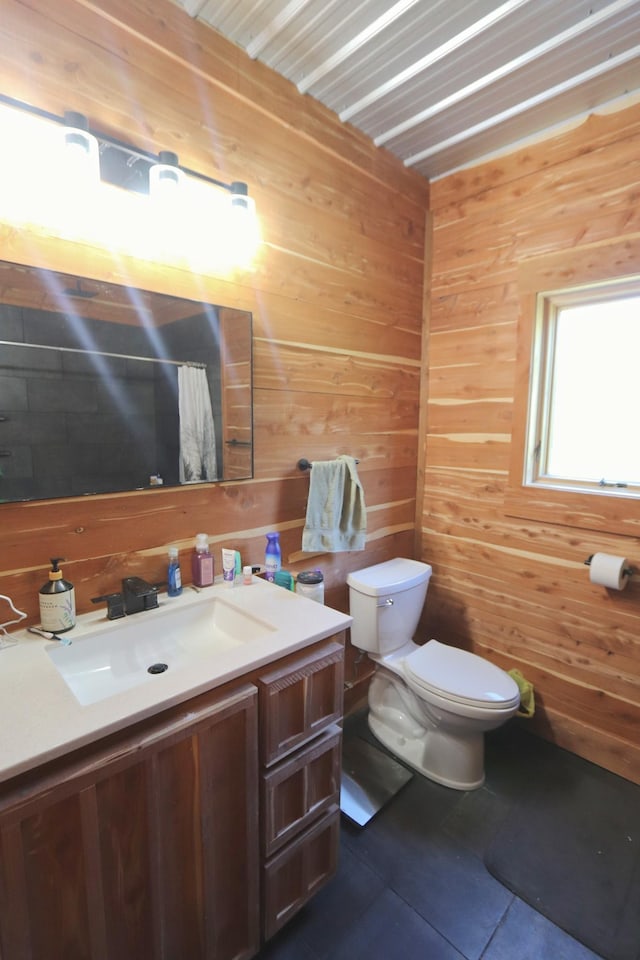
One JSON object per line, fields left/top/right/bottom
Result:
{"left": 301, "top": 455, "right": 366, "bottom": 552}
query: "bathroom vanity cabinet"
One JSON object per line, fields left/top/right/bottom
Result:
{"left": 0, "top": 683, "right": 260, "bottom": 960}
{"left": 0, "top": 634, "right": 345, "bottom": 960}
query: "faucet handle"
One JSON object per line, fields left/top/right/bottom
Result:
{"left": 91, "top": 592, "right": 126, "bottom": 620}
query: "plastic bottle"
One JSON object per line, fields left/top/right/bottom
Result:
{"left": 167, "top": 546, "right": 183, "bottom": 597}
{"left": 265, "top": 532, "right": 281, "bottom": 582}
{"left": 296, "top": 569, "right": 325, "bottom": 604}
{"left": 39, "top": 557, "right": 76, "bottom": 632}
{"left": 192, "top": 533, "right": 214, "bottom": 587}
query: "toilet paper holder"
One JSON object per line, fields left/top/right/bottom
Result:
{"left": 584, "top": 555, "right": 633, "bottom": 578}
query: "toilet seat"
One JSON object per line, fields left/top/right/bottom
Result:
{"left": 404, "top": 639, "right": 520, "bottom": 710}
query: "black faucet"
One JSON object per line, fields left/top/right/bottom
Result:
{"left": 91, "top": 577, "right": 159, "bottom": 620}
{"left": 121, "top": 577, "right": 159, "bottom": 615}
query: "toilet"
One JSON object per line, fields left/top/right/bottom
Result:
{"left": 347, "top": 558, "right": 520, "bottom": 790}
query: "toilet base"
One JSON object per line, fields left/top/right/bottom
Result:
{"left": 367, "top": 710, "right": 485, "bottom": 791}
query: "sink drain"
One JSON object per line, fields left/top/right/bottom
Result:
{"left": 147, "top": 662, "right": 169, "bottom": 675}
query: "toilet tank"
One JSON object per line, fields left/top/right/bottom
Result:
{"left": 347, "top": 558, "right": 432, "bottom": 655}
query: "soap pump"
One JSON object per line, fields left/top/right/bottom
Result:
{"left": 39, "top": 557, "right": 76, "bottom": 633}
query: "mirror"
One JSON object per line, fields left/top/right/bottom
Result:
{"left": 0, "top": 261, "right": 253, "bottom": 503}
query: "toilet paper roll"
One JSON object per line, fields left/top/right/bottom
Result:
{"left": 588, "top": 552, "right": 630, "bottom": 590}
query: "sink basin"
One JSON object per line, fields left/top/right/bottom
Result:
{"left": 46, "top": 597, "right": 277, "bottom": 706}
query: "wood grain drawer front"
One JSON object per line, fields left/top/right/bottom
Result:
{"left": 262, "top": 725, "right": 341, "bottom": 858}
{"left": 258, "top": 640, "right": 344, "bottom": 767}
{"left": 262, "top": 804, "right": 340, "bottom": 941}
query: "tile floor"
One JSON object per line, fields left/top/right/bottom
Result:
{"left": 256, "top": 712, "right": 616, "bottom": 960}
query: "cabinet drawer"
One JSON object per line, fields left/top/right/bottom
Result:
{"left": 262, "top": 804, "right": 340, "bottom": 940}
{"left": 262, "top": 725, "right": 341, "bottom": 858}
{"left": 258, "top": 641, "right": 344, "bottom": 767}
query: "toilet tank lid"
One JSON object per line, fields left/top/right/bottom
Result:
{"left": 347, "top": 558, "right": 432, "bottom": 596}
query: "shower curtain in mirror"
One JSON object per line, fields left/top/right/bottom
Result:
{"left": 178, "top": 365, "right": 217, "bottom": 482}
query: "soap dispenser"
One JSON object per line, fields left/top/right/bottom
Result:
{"left": 191, "top": 533, "right": 214, "bottom": 587}
{"left": 39, "top": 558, "right": 76, "bottom": 633}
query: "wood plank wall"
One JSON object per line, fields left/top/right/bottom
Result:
{"left": 424, "top": 103, "right": 640, "bottom": 784}
{"left": 0, "top": 0, "right": 428, "bottom": 696}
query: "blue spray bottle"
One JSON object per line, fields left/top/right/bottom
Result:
{"left": 265, "top": 533, "right": 281, "bottom": 582}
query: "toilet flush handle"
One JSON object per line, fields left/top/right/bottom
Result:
{"left": 376, "top": 598, "right": 394, "bottom": 608}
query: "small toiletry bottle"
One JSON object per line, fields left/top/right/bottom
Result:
{"left": 265, "top": 532, "right": 281, "bottom": 582}
{"left": 192, "top": 533, "right": 214, "bottom": 587}
{"left": 167, "top": 546, "right": 183, "bottom": 597}
{"left": 39, "top": 557, "right": 76, "bottom": 632}
{"left": 243, "top": 565, "right": 253, "bottom": 585}
{"left": 222, "top": 547, "right": 236, "bottom": 587}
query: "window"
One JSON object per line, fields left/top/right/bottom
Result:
{"left": 506, "top": 242, "right": 640, "bottom": 538}
{"left": 526, "top": 280, "right": 640, "bottom": 496}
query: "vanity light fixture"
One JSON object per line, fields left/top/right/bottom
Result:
{"left": 62, "top": 110, "right": 100, "bottom": 184}
{"left": 230, "top": 180, "right": 251, "bottom": 210}
{"left": 0, "top": 94, "right": 260, "bottom": 267}
{"left": 226, "top": 180, "right": 260, "bottom": 267}
{"left": 148, "top": 149, "right": 184, "bottom": 197}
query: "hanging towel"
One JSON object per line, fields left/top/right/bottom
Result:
{"left": 302, "top": 455, "right": 366, "bottom": 552}
{"left": 178, "top": 366, "right": 217, "bottom": 482}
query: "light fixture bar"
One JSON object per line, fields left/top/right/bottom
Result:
{"left": 0, "top": 92, "right": 260, "bottom": 268}
{"left": 0, "top": 93, "right": 246, "bottom": 196}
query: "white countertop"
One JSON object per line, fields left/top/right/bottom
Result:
{"left": 0, "top": 577, "right": 352, "bottom": 784}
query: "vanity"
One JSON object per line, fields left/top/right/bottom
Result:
{"left": 0, "top": 579, "right": 351, "bottom": 960}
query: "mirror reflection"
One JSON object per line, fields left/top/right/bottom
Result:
{"left": 0, "top": 262, "right": 253, "bottom": 503}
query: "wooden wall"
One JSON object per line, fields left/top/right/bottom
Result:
{"left": 5, "top": 0, "right": 636, "bottom": 784}
{"left": 424, "top": 102, "right": 640, "bottom": 784}
{"left": 0, "top": 0, "right": 428, "bottom": 695}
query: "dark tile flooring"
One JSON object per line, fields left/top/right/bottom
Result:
{"left": 255, "top": 712, "right": 623, "bottom": 960}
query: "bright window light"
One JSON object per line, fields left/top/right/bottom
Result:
{"left": 527, "top": 283, "right": 640, "bottom": 494}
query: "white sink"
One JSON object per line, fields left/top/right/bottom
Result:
{"left": 46, "top": 596, "right": 277, "bottom": 706}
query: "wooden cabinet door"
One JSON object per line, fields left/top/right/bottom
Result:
{"left": 261, "top": 725, "right": 341, "bottom": 858}
{"left": 0, "top": 684, "right": 259, "bottom": 960}
{"left": 258, "top": 641, "right": 344, "bottom": 767}
{"left": 262, "top": 805, "right": 340, "bottom": 941}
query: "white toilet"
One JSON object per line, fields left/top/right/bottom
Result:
{"left": 347, "top": 557, "right": 520, "bottom": 790}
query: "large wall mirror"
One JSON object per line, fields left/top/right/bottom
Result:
{"left": 0, "top": 261, "right": 253, "bottom": 503}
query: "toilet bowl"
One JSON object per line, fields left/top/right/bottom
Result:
{"left": 347, "top": 558, "right": 520, "bottom": 790}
